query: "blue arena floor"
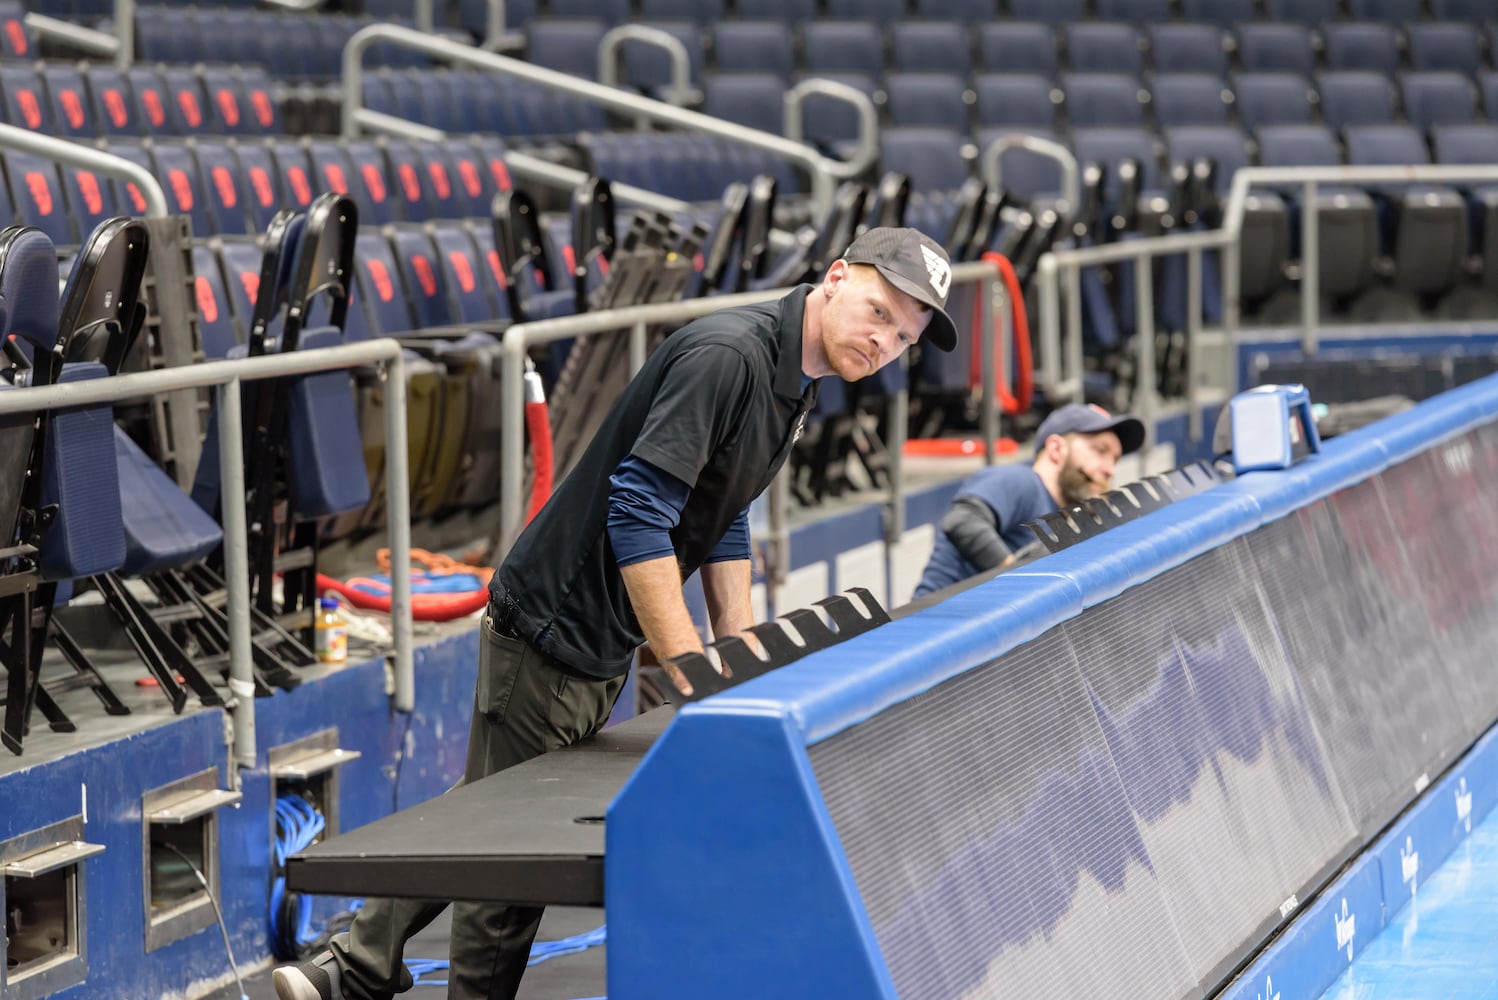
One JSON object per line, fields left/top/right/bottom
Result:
{"left": 1321, "top": 805, "right": 1498, "bottom": 1000}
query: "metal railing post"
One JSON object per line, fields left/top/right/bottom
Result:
{"left": 1134, "top": 252, "right": 1156, "bottom": 450}
{"left": 1186, "top": 246, "right": 1203, "bottom": 441}
{"left": 1064, "top": 262, "right": 1083, "bottom": 404}
{"left": 1036, "top": 254, "right": 1063, "bottom": 399}
{"left": 629, "top": 321, "right": 648, "bottom": 375}
{"left": 382, "top": 355, "right": 414, "bottom": 713}
{"left": 980, "top": 134, "right": 1080, "bottom": 224}
{"left": 217, "top": 379, "right": 256, "bottom": 777}
{"left": 1301, "top": 179, "right": 1320, "bottom": 353}
{"left": 980, "top": 269, "right": 997, "bottom": 466}
{"left": 599, "top": 25, "right": 697, "bottom": 110}
{"left": 887, "top": 355, "right": 908, "bottom": 545}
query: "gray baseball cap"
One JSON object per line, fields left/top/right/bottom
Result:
{"left": 1036, "top": 403, "right": 1146, "bottom": 455}
{"left": 842, "top": 227, "right": 959, "bottom": 352}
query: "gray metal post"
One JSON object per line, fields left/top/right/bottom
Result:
{"left": 382, "top": 356, "right": 415, "bottom": 713}
{"left": 887, "top": 355, "right": 908, "bottom": 544}
{"left": 768, "top": 467, "right": 789, "bottom": 590}
{"left": 990, "top": 273, "right": 1007, "bottom": 464}
{"left": 1065, "top": 262, "right": 1084, "bottom": 404}
{"left": 629, "top": 321, "right": 648, "bottom": 375}
{"left": 980, "top": 270, "right": 997, "bottom": 465}
{"left": 1186, "top": 246, "right": 1203, "bottom": 441}
{"left": 1222, "top": 234, "right": 1241, "bottom": 336}
{"left": 1301, "top": 179, "right": 1319, "bottom": 354}
{"left": 1134, "top": 253, "right": 1156, "bottom": 450}
{"left": 1036, "top": 255, "right": 1062, "bottom": 400}
{"left": 500, "top": 327, "right": 529, "bottom": 557}
{"left": 217, "top": 379, "right": 257, "bottom": 775}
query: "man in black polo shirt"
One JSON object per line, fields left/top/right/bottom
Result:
{"left": 274, "top": 227, "right": 959, "bottom": 1000}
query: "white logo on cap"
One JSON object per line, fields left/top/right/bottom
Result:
{"left": 920, "top": 244, "right": 951, "bottom": 299}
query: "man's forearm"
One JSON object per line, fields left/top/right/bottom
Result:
{"left": 701, "top": 558, "right": 754, "bottom": 642}
{"left": 620, "top": 555, "right": 703, "bottom": 694}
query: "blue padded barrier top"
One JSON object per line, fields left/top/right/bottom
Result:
{"left": 608, "top": 371, "right": 1498, "bottom": 1000}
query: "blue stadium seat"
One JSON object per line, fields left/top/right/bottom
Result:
{"left": 735, "top": 0, "right": 816, "bottom": 19}
{"left": 1, "top": 65, "right": 47, "bottom": 131}
{"left": 1063, "top": 72, "right": 1147, "bottom": 127}
{"left": 915, "top": 0, "right": 995, "bottom": 17}
{"left": 1065, "top": 22, "right": 1143, "bottom": 76}
{"left": 1407, "top": 23, "right": 1482, "bottom": 75}
{"left": 1263, "top": 0, "right": 1338, "bottom": 23}
{"left": 269, "top": 139, "right": 317, "bottom": 211}
{"left": 1008, "top": 0, "right": 1084, "bottom": 22}
{"left": 1163, "top": 125, "right": 1251, "bottom": 186}
{"left": 891, "top": 22, "right": 970, "bottom": 75}
{"left": 125, "top": 66, "right": 171, "bottom": 134}
{"left": 305, "top": 139, "right": 359, "bottom": 213}
{"left": 467, "top": 134, "right": 514, "bottom": 199}
{"left": 60, "top": 164, "right": 120, "bottom": 240}
{"left": 82, "top": 66, "right": 140, "bottom": 135}
{"left": 1095, "top": 0, "right": 1171, "bottom": 22}
{"left": 884, "top": 72, "right": 970, "bottom": 130}
{"left": 1478, "top": 70, "right": 1498, "bottom": 117}
{"left": 794, "top": 72, "right": 878, "bottom": 149}
{"left": 1233, "top": 72, "right": 1314, "bottom": 130}
{"left": 1149, "top": 23, "right": 1229, "bottom": 75}
{"left": 215, "top": 239, "right": 267, "bottom": 335}
{"left": 192, "top": 140, "right": 252, "bottom": 235}
{"left": 229, "top": 140, "right": 284, "bottom": 234}
{"left": 1429, "top": 0, "right": 1494, "bottom": 15}
{"left": 159, "top": 66, "right": 210, "bottom": 134}
{"left": 828, "top": 0, "right": 904, "bottom": 16}
{"left": 389, "top": 229, "right": 455, "bottom": 330}
{"left": 802, "top": 21, "right": 884, "bottom": 77}
{"left": 1430, "top": 122, "right": 1498, "bottom": 288}
{"left": 976, "top": 22, "right": 1057, "bottom": 76}
{"left": 199, "top": 67, "right": 253, "bottom": 136}
{"left": 1237, "top": 23, "right": 1316, "bottom": 76}
{"left": 135, "top": 7, "right": 193, "bottom": 63}
{"left": 1323, "top": 23, "right": 1401, "bottom": 75}
{"left": 1150, "top": 73, "right": 1230, "bottom": 125}
{"left": 337, "top": 139, "right": 399, "bottom": 225}
{"left": 618, "top": 20, "right": 704, "bottom": 96}
{"left": 880, "top": 127, "right": 970, "bottom": 193}
{"left": 5, "top": 152, "right": 73, "bottom": 245}
{"left": 351, "top": 231, "right": 415, "bottom": 335}
{"left": 40, "top": 65, "right": 93, "bottom": 139}
{"left": 527, "top": 19, "right": 606, "bottom": 79}
{"left": 101, "top": 141, "right": 158, "bottom": 218}
{"left": 192, "top": 245, "right": 240, "bottom": 360}
{"left": 1179, "top": 0, "right": 1255, "bottom": 24}
{"left": 430, "top": 222, "right": 502, "bottom": 325}
{"left": 1070, "top": 126, "right": 1163, "bottom": 201}
{"left": 0, "top": 1, "right": 33, "bottom": 59}
{"left": 641, "top": 0, "right": 725, "bottom": 20}
{"left": 380, "top": 138, "right": 436, "bottom": 220}
{"left": 711, "top": 21, "right": 795, "bottom": 78}
{"left": 973, "top": 73, "right": 1056, "bottom": 129}
{"left": 977, "top": 127, "right": 1065, "bottom": 200}
{"left": 702, "top": 73, "right": 783, "bottom": 134}
{"left": 237, "top": 67, "right": 279, "bottom": 133}
{"left": 151, "top": 141, "right": 213, "bottom": 237}
{"left": 1401, "top": 72, "right": 1479, "bottom": 134}
{"left": 548, "top": 0, "right": 629, "bottom": 20}
{"left": 1347, "top": 0, "right": 1421, "bottom": 18}
{"left": 1317, "top": 70, "right": 1397, "bottom": 131}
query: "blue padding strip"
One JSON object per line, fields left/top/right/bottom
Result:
{"left": 710, "top": 574, "right": 1082, "bottom": 745}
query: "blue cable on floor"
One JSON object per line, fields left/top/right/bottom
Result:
{"left": 406, "top": 924, "right": 608, "bottom": 989}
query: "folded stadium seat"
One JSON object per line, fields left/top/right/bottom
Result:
{"left": 39, "top": 65, "right": 94, "bottom": 139}
{"left": 235, "top": 66, "right": 278, "bottom": 133}
{"left": 702, "top": 72, "right": 784, "bottom": 134}
{"left": 549, "top": 0, "right": 630, "bottom": 21}
{"left": 134, "top": 7, "right": 192, "bottom": 63}
{"left": 1431, "top": 123, "right": 1498, "bottom": 300}
{"left": 1263, "top": 0, "right": 1339, "bottom": 23}
{"left": 1008, "top": 0, "right": 1085, "bottom": 22}
{"left": 199, "top": 66, "right": 253, "bottom": 136}
{"left": 890, "top": 22, "right": 971, "bottom": 75}
{"left": 1095, "top": 0, "right": 1171, "bottom": 21}
{"left": 884, "top": 72, "right": 972, "bottom": 131}
{"left": 305, "top": 138, "right": 360, "bottom": 214}
{"left": 159, "top": 66, "right": 211, "bottom": 135}
{"left": 526, "top": 19, "right": 607, "bottom": 79}
{"left": 61, "top": 163, "right": 121, "bottom": 240}
{"left": 82, "top": 66, "right": 140, "bottom": 136}
{"left": 642, "top": 0, "right": 726, "bottom": 20}
{"left": 125, "top": 66, "right": 172, "bottom": 135}
{"left": 268, "top": 138, "right": 317, "bottom": 212}
{"left": 1150, "top": 73, "right": 1230, "bottom": 126}
{"left": 736, "top": 0, "right": 816, "bottom": 20}
{"left": 802, "top": 21, "right": 885, "bottom": 78}
{"left": 976, "top": 22, "right": 1057, "bottom": 76}
{"left": 1348, "top": 0, "right": 1422, "bottom": 17}
{"left": 190, "top": 140, "right": 252, "bottom": 235}
{"left": 1232, "top": 72, "right": 1315, "bottom": 132}
{"left": 413, "top": 142, "right": 474, "bottom": 219}
{"left": 1065, "top": 22, "right": 1145, "bottom": 76}
{"left": 192, "top": 8, "right": 242, "bottom": 66}
{"left": 974, "top": 73, "right": 1057, "bottom": 130}
{"left": 0, "top": 1, "right": 32, "bottom": 58}
{"left": 1063, "top": 72, "right": 1148, "bottom": 128}
{"left": 149, "top": 140, "right": 213, "bottom": 238}
{"left": 192, "top": 244, "right": 241, "bottom": 360}
{"left": 216, "top": 10, "right": 268, "bottom": 69}
{"left": 879, "top": 128, "right": 970, "bottom": 195}
{"left": 337, "top": 139, "right": 401, "bottom": 226}
{"left": 228, "top": 140, "right": 285, "bottom": 234}
{"left": 710, "top": 21, "right": 795, "bottom": 79}
{"left": 1148, "top": 23, "right": 1229, "bottom": 76}
{"left": 1317, "top": 70, "right": 1398, "bottom": 132}
{"left": 1344, "top": 123, "right": 1467, "bottom": 298}
{"left": 0, "top": 65, "right": 47, "bottom": 131}
{"left": 1071, "top": 126, "right": 1167, "bottom": 222}
{"left": 1323, "top": 23, "right": 1402, "bottom": 76}
{"left": 1180, "top": 0, "right": 1256, "bottom": 24}
{"left": 1237, "top": 23, "right": 1317, "bottom": 76}
{"left": 1256, "top": 124, "right": 1379, "bottom": 303}
{"left": 1431, "top": 0, "right": 1492, "bottom": 15}
{"left": 5, "top": 153, "right": 75, "bottom": 245}
{"left": 430, "top": 221, "right": 507, "bottom": 325}
{"left": 916, "top": 0, "right": 996, "bottom": 17}
{"left": 975, "top": 126, "right": 1066, "bottom": 202}
{"left": 1401, "top": 72, "right": 1479, "bottom": 136}
{"left": 264, "top": 13, "right": 321, "bottom": 82}
{"left": 793, "top": 71, "right": 879, "bottom": 155}
{"left": 1479, "top": 70, "right": 1498, "bottom": 118}
{"left": 1407, "top": 23, "right": 1482, "bottom": 75}
{"left": 618, "top": 20, "right": 704, "bottom": 100}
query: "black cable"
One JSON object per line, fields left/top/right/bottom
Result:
{"left": 154, "top": 841, "right": 247, "bottom": 1000}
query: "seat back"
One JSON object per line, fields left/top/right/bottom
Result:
{"left": 57, "top": 218, "right": 150, "bottom": 378}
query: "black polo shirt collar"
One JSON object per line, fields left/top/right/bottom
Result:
{"left": 774, "top": 284, "right": 815, "bottom": 400}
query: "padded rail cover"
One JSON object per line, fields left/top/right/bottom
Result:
{"left": 607, "top": 373, "right": 1498, "bottom": 1000}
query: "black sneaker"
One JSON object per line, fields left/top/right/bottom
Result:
{"left": 272, "top": 950, "right": 341, "bottom": 1000}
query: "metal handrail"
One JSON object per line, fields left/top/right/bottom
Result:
{"left": 981, "top": 133, "right": 1080, "bottom": 223}
{"left": 1032, "top": 162, "right": 1498, "bottom": 445}
{"left": 783, "top": 78, "right": 880, "bottom": 162}
{"left": 0, "top": 341, "right": 415, "bottom": 775}
{"left": 495, "top": 262, "right": 1008, "bottom": 563}
{"left": 340, "top": 23, "right": 876, "bottom": 220}
{"left": 24, "top": 0, "right": 132, "bottom": 67}
{"left": 599, "top": 25, "right": 698, "bottom": 109}
{"left": 0, "top": 123, "right": 167, "bottom": 218}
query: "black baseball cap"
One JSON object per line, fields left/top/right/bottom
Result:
{"left": 842, "top": 227, "right": 959, "bottom": 353}
{"left": 1035, "top": 403, "right": 1146, "bottom": 455}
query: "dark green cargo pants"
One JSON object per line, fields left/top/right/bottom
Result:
{"left": 326, "top": 612, "right": 625, "bottom": 1000}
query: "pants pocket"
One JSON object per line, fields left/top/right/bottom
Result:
{"left": 476, "top": 616, "right": 527, "bottom": 725}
